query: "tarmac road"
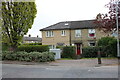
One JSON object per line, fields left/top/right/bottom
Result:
{"left": 2, "top": 59, "right": 118, "bottom": 78}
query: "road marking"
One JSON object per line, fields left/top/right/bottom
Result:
{"left": 88, "top": 69, "right": 91, "bottom": 71}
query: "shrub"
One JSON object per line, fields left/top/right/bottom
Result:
{"left": 82, "top": 47, "right": 98, "bottom": 58}
{"left": 23, "top": 43, "right": 42, "bottom": 45}
{"left": 2, "top": 43, "right": 9, "bottom": 51}
{"left": 56, "top": 46, "right": 64, "bottom": 49}
{"left": 17, "top": 45, "right": 49, "bottom": 52}
{"left": 2, "top": 51, "right": 55, "bottom": 62}
{"left": 98, "top": 37, "right": 118, "bottom": 57}
{"left": 61, "top": 46, "right": 76, "bottom": 59}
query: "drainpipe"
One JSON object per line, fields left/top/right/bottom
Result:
{"left": 69, "top": 29, "right": 72, "bottom": 46}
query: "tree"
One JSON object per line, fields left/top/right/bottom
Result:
{"left": 95, "top": 0, "right": 120, "bottom": 33}
{"left": 2, "top": 1, "right": 37, "bottom": 51}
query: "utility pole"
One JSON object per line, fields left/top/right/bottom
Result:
{"left": 116, "top": 0, "right": 120, "bottom": 57}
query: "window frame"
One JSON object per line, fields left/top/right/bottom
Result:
{"left": 49, "top": 45, "right": 56, "bottom": 49}
{"left": 46, "top": 31, "right": 54, "bottom": 37}
{"left": 88, "top": 41, "right": 96, "bottom": 47}
{"left": 61, "top": 30, "right": 66, "bottom": 36}
{"left": 88, "top": 29, "right": 96, "bottom": 38}
{"left": 75, "top": 29, "right": 81, "bottom": 37}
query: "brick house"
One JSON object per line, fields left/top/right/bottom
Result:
{"left": 40, "top": 20, "right": 110, "bottom": 55}
{"left": 23, "top": 36, "right": 42, "bottom": 43}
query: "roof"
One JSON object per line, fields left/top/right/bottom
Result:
{"left": 40, "top": 20, "right": 96, "bottom": 31}
{"left": 23, "top": 37, "right": 42, "bottom": 42}
{"left": 70, "top": 20, "right": 96, "bottom": 29}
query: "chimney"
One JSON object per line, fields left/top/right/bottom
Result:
{"left": 37, "top": 35, "right": 39, "bottom": 38}
{"left": 29, "top": 34, "right": 31, "bottom": 37}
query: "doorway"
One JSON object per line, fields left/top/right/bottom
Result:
{"left": 76, "top": 43, "right": 82, "bottom": 55}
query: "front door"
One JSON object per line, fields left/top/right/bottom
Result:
{"left": 76, "top": 44, "right": 81, "bottom": 55}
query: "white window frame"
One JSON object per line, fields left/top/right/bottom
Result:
{"left": 61, "top": 30, "right": 66, "bottom": 36}
{"left": 75, "top": 30, "right": 81, "bottom": 37}
{"left": 88, "top": 29, "right": 96, "bottom": 38}
{"left": 46, "top": 31, "right": 54, "bottom": 37}
{"left": 88, "top": 41, "right": 96, "bottom": 47}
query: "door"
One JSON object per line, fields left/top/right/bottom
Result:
{"left": 76, "top": 44, "right": 81, "bottom": 55}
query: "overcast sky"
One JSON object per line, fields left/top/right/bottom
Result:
{"left": 25, "top": 0, "right": 110, "bottom": 37}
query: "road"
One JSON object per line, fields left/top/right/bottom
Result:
{"left": 2, "top": 59, "right": 118, "bottom": 78}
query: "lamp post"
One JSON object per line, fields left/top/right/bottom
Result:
{"left": 116, "top": 0, "right": 120, "bottom": 57}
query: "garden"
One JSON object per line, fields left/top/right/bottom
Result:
{"left": 2, "top": 43, "right": 55, "bottom": 62}
{"left": 61, "top": 37, "right": 119, "bottom": 59}
{"left": 2, "top": 37, "right": 119, "bottom": 62}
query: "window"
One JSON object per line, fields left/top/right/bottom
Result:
{"left": 46, "top": 31, "right": 54, "bottom": 37}
{"left": 49, "top": 45, "right": 56, "bottom": 49}
{"left": 64, "top": 23, "right": 69, "bottom": 26}
{"left": 88, "top": 41, "right": 96, "bottom": 47}
{"left": 88, "top": 29, "right": 95, "bottom": 38}
{"left": 75, "top": 30, "right": 81, "bottom": 37}
{"left": 111, "top": 32, "right": 117, "bottom": 37}
{"left": 61, "top": 30, "right": 66, "bottom": 36}
{"left": 57, "top": 43, "right": 64, "bottom": 46}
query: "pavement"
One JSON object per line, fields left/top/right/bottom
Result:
{"left": 2, "top": 58, "right": 118, "bottom": 67}
{"left": 1, "top": 58, "right": 119, "bottom": 78}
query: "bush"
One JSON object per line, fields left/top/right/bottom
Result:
{"left": 56, "top": 46, "right": 64, "bottom": 49}
{"left": 61, "top": 46, "right": 76, "bottom": 59}
{"left": 2, "top": 43, "right": 9, "bottom": 51}
{"left": 98, "top": 37, "right": 118, "bottom": 57}
{"left": 17, "top": 45, "right": 49, "bottom": 52}
{"left": 23, "top": 43, "right": 42, "bottom": 45}
{"left": 2, "top": 51, "right": 55, "bottom": 62}
{"left": 82, "top": 47, "right": 98, "bottom": 58}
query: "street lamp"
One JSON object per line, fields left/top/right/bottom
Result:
{"left": 116, "top": 0, "right": 120, "bottom": 57}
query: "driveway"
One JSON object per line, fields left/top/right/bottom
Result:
{"left": 2, "top": 58, "right": 118, "bottom": 78}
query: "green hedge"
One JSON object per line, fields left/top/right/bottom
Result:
{"left": 17, "top": 45, "right": 49, "bottom": 52}
{"left": 2, "top": 51, "right": 55, "bottom": 62}
{"left": 98, "top": 37, "right": 117, "bottom": 57}
{"left": 23, "top": 43, "right": 42, "bottom": 45}
{"left": 82, "top": 47, "right": 98, "bottom": 58}
{"left": 82, "top": 46, "right": 115, "bottom": 58}
{"left": 61, "top": 46, "right": 76, "bottom": 59}
{"left": 2, "top": 43, "right": 9, "bottom": 51}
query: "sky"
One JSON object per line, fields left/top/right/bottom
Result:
{"left": 25, "top": 0, "right": 110, "bottom": 38}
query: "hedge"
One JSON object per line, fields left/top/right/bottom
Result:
{"left": 82, "top": 47, "right": 98, "bottom": 58}
{"left": 2, "top": 43, "right": 9, "bottom": 51}
{"left": 97, "top": 37, "right": 118, "bottom": 57}
{"left": 82, "top": 46, "right": 115, "bottom": 58}
{"left": 61, "top": 46, "right": 76, "bottom": 59}
{"left": 17, "top": 45, "right": 49, "bottom": 52}
{"left": 23, "top": 43, "right": 42, "bottom": 45}
{"left": 2, "top": 51, "right": 55, "bottom": 62}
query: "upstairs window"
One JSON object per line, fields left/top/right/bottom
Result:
{"left": 75, "top": 30, "right": 81, "bottom": 37}
{"left": 88, "top": 29, "right": 95, "bottom": 38}
{"left": 61, "top": 30, "right": 66, "bottom": 36}
{"left": 46, "top": 31, "right": 54, "bottom": 37}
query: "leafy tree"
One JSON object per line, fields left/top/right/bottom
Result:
{"left": 2, "top": 1, "right": 37, "bottom": 51}
{"left": 98, "top": 37, "right": 117, "bottom": 57}
{"left": 94, "top": 0, "right": 120, "bottom": 33}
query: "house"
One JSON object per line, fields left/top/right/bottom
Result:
{"left": 40, "top": 20, "right": 110, "bottom": 55}
{"left": 23, "top": 35, "right": 42, "bottom": 43}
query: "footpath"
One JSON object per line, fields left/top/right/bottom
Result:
{"left": 2, "top": 58, "right": 118, "bottom": 67}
